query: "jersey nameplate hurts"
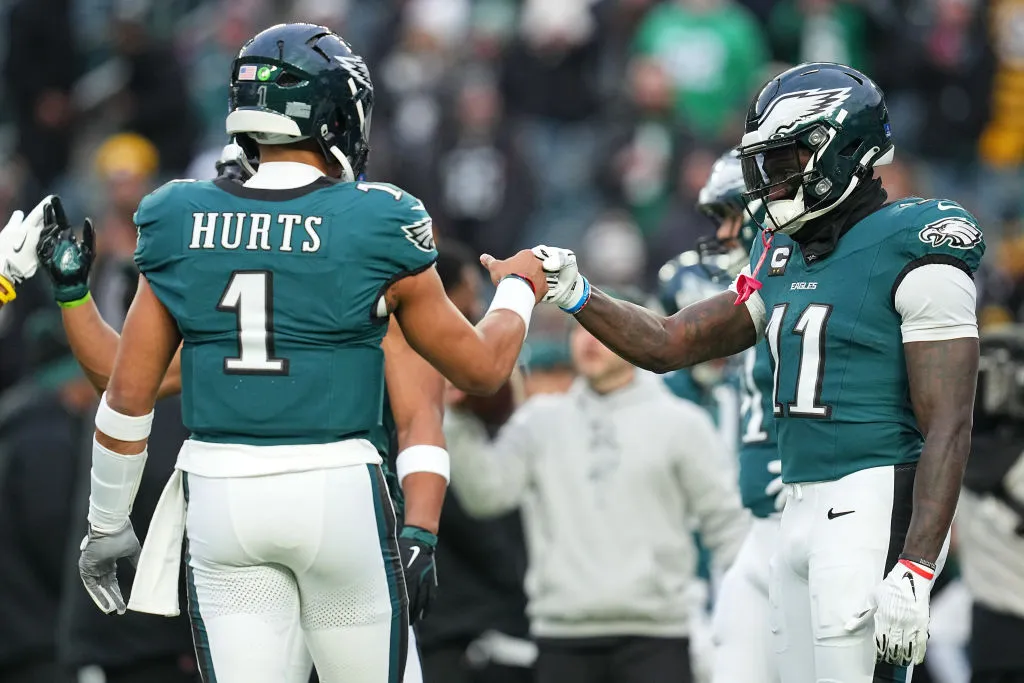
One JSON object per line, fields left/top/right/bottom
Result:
{"left": 747, "top": 198, "right": 985, "bottom": 484}
{"left": 134, "top": 177, "right": 437, "bottom": 446}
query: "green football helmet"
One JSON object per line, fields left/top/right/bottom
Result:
{"left": 695, "top": 148, "right": 762, "bottom": 276}
{"left": 737, "top": 62, "right": 894, "bottom": 235}
{"left": 226, "top": 23, "right": 374, "bottom": 181}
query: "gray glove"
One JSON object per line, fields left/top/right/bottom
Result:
{"left": 79, "top": 521, "right": 141, "bottom": 615}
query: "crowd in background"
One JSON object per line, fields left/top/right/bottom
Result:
{"left": 0, "top": 0, "right": 1023, "bottom": 682}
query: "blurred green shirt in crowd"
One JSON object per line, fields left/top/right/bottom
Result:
{"left": 634, "top": 0, "right": 768, "bottom": 139}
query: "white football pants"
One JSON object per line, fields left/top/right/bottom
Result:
{"left": 769, "top": 464, "right": 948, "bottom": 683}
{"left": 712, "top": 515, "right": 781, "bottom": 683}
{"left": 183, "top": 464, "right": 409, "bottom": 683}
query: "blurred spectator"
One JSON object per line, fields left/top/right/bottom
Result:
{"left": 3, "top": 0, "right": 77, "bottom": 199}
{"left": 0, "top": 309, "right": 89, "bottom": 683}
{"left": 578, "top": 210, "right": 648, "bottom": 288}
{"left": 89, "top": 133, "right": 159, "bottom": 325}
{"left": 875, "top": 155, "right": 920, "bottom": 202}
{"left": 633, "top": 0, "right": 768, "bottom": 143}
{"left": 502, "top": 0, "right": 606, "bottom": 249}
{"left": 873, "top": 0, "right": 993, "bottom": 222}
{"left": 109, "top": 6, "right": 199, "bottom": 176}
{"left": 520, "top": 338, "right": 575, "bottom": 398}
{"left": 645, "top": 146, "right": 722, "bottom": 283}
{"left": 602, "top": 57, "right": 680, "bottom": 237}
{"left": 431, "top": 68, "right": 535, "bottom": 261}
{"left": 420, "top": 241, "right": 533, "bottom": 683}
{"left": 445, "top": 314, "right": 749, "bottom": 683}
{"left": 767, "top": 0, "right": 870, "bottom": 70}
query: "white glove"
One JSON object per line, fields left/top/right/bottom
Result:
{"left": 531, "top": 245, "right": 590, "bottom": 313}
{"left": 844, "top": 557, "right": 935, "bottom": 666}
{"left": 0, "top": 195, "right": 53, "bottom": 283}
{"left": 79, "top": 521, "right": 142, "bottom": 615}
{"left": 765, "top": 459, "right": 790, "bottom": 512}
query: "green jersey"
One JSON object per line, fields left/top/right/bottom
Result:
{"left": 747, "top": 198, "right": 984, "bottom": 484}
{"left": 737, "top": 344, "right": 778, "bottom": 517}
{"left": 134, "top": 177, "right": 438, "bottom": 446}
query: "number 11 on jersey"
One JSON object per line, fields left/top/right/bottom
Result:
{"left": 217, "top": 270, "right": 290, "bottom": 375}
{"left": 766, "top": 303, "right": 832, "bottom": 419}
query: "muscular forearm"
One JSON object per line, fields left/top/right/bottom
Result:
{"left": 903, "top": 426, "right": 971, "bottom": 562}
{"left": 575, "top": 289, "right": 756, "bottom": 373}
{"left": 401, "top": 473, "right": 446, "bottom": 534}
{"left": 61, "top": 297, "right": 182, "bottom": 398}
{"left": 903, "top": 337, "right": 979, "bottom": 563}
{"left": 61, "top": 299, "right": 120, "bottom": 393}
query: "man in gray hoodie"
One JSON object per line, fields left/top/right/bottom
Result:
{"left": 445, "top": 314, "right": 750, "bottom": 683}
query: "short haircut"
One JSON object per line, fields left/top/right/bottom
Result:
{"left": 436, "top": 239, "right": 478, "bottom": 292}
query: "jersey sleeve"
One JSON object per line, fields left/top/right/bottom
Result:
{"left": 892, "top": 199, "right": 985, "bottom": 343}
{"left": 358, "top": 183, "right": 438, "bottom": 285}
{"left": 133, "top": 180, "right": 190, "bottom": 276}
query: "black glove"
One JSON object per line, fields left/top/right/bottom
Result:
{"left": 398, "top": 525, "right": 438, "bottom": 625}
{"left": 37, "top": 196, "right": 94, "bottom": 306}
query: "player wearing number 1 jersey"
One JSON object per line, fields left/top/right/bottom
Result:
{"left": 505, "top": 62, "right": 983, "bottom": 683}
{"left": 72, "top": 24, "right": 547, "bottom": 683}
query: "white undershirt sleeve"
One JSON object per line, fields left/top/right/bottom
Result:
{"left": 894, "top": 263, "right": 978, "bottom": 343}
{"left": 728, "top": 265, "right": 767, "bottom": 341}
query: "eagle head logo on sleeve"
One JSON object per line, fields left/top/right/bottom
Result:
{"left": 918, "top": 217, "right": 983, "bottom": 249}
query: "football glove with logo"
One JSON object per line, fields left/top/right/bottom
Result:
{"left": 398, "top": 526, "right": 438, "bottom": 625}
{"left": 37, "top": 196, "right": 95, "bottom": 307}
{"left": 845, "top": 556, "right": 935, "bottom": 665}
{"left": 531, "top": 245, "right": 590, "bottom": 313}
{"left": 79, "top": 520, "right": 142, "bottom": 615}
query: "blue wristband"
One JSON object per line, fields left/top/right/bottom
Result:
{"left": 561, "top": 276, "right": 591, "bottom": 315}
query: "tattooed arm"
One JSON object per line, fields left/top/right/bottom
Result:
{"left": 902, "top": 337, "right": 978, "bottom": 562}
{"left": 574, "top": 288, "right": 759, "bottom": 373}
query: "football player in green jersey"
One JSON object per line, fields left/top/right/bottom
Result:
{"left": 688, "top": 149, "right": 783, "bottom": 683}
{"left": 67, "top": 24, "right": 547, "bottom": 683}
{"left": 491, "top": 63, "right": 982, "bottom": 683}
{"left": 35, "top": 146, "right": 450, "bottom": 683}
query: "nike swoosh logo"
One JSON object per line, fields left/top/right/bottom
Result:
{"left": 904, "top": 571, "right": 916, "bottom": 599}
{"left": 827, "top": 508, "right": 855, "bottom": 520}
{"left": 11, "top": 232, "right": 26, "bottom": 253}
{"left": 406, "top": 545, "right": 421, "bottom": 569}
{"left": 936, "top": 200, "right": 959, "bottom": 211}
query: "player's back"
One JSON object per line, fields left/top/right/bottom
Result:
{"left": 134, "top": 174, "right": 436, "bottom": 446}
{"left": 750, "top": 198, "right": 985, "bottom": 483}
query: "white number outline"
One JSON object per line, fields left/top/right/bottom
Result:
{"left": 356, "top": 182, "right": 403, "bottom": 200}
{"left": 740, "top": 348, "right": 768, "bottom": 443}
{"left": 217, "top": 270, "right": 289, "bottom": 375}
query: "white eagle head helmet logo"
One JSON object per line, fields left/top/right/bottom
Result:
{"left": 757, "top": 87, "right": 853, "bottom": 139}
{"left": 918, "top": 217, "right": 983, "bottom": 250}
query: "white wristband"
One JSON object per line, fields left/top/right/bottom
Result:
{"left": 486, "top": 276, "right": 534, "bottom": 336}
{"left": 396, "top": 445, "right": 450, "bottom": 487}
{"left": 95, "top": 392, "right": 154, "bottom": 441}
{"left": 88, "top": 438, "right": 148, "bottom": 533}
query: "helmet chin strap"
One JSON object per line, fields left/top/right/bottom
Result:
{"left": 329, "top": 145, "right": 356, "bottom": 182}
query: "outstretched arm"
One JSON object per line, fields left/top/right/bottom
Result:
{"left": 903, "top": 337, "right": 978, "bottom": 563}
{"left": 390, "top": 250, "right": 546, "bottom": 396}
{"left": 574, "top": 288, "right": 758, "bottom": 373}
{"left": 61, "top": 297, "right": 183, "bottom": 399}
{"left": 383, "top": 317, "right": 447, "bottom": 534}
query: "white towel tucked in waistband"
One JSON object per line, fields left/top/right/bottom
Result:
{"left": 127, "top": 469, "right": 185, "bottom": 616}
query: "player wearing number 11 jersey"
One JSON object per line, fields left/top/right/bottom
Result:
{"left": 523, "top": 62, "right": 983, "bottom": 683}
{"left": 72, "top": 23, "right": 547, "bottom": 683}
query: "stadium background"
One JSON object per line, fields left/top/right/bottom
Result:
{"left": 0, "top": 0, "right": 1020, "bottom": 682}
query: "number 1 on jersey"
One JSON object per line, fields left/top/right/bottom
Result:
{"left": 766, "top": 302, "right": 832, "bottom": 418}
{"left": 218, "top": 270, "right": 289, "bottom": 375}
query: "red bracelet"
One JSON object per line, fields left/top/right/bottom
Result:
{"left": 501, "top": 273, "right": 536, "bottom": 295}
{"left": 898, "top": 558, "right": 935, "bottom": 580}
